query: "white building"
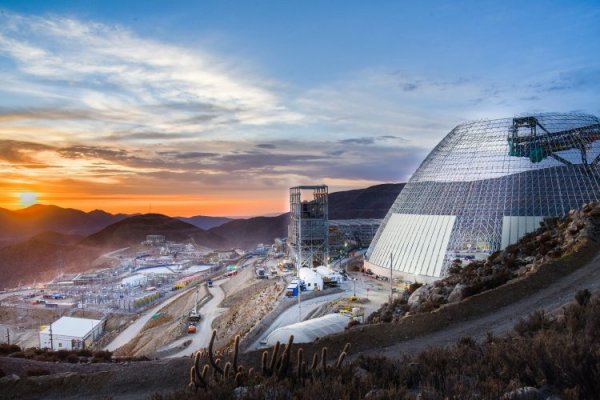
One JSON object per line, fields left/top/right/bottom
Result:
{"left": 298, "top": 267, "right": 323, "bottom": 291}
{"left": 39, "top": 316, "right": 104, "bottom": 350}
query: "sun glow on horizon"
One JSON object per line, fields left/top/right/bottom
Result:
{"left": 18, "top": 192, "right": 38, "bottom": 207}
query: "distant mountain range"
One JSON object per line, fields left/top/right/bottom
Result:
{"left": 0, "top": 204, "right": 129, "bottom": 245}
{"left": 177, "top": 215, "right": 234, "bottom": 230}
{"left": 81, "top": 214, "right": 227, "bottom": 250}
{"left": 209, "top": 213, "right": 290, "bottom": 249}
{"left": 0, "top": 183, "right": 404, "bottom": 289}
{"left": 0, "top": 206, "right": 237, "bottom": 246}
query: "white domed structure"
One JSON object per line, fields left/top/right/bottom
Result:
{"left": 365, "top": 113, "right": 600, "bottom": 283}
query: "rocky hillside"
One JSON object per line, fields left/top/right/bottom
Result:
{"left": 369, "top": 202, "right": 600, "bottom": 323}
{"left": 81, "top": 214, "right": 227, "bottom": 250}
{"left": 176, "top": 215, "right": 233, "bottom": 230}
{"left": 0, "top": 232, "right": 105, "bottom": 289}
{"left": 328, "top": 183, "right": 404, "bottom": 219}
{"left": 208, "top": 213, "right": 289, "bottom": 249}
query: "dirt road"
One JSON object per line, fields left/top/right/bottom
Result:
{"left": 165, "top": 280, "right": 226, "bottom": 358}
{"left": 378, "top": 251, "right": 600, "bottom": 358}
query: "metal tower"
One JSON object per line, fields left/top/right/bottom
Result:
{"left": 288, "top": 185, "right": 329, "bottom": 268}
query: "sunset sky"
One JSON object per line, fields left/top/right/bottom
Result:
{"left": 0, "top": 1, "right": 599, "bottom": 216}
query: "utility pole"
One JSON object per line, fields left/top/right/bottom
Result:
{"left": 389, "top": 252, "right": 394, "bottom": 302}
{"left": 6, "top": 328, "right": 9, "bottom": 345}
{"left": 49, "top": 322, "right": 54, "bottom": 350}
{"left": 298, "top": 204, "right": 302, "bottom": 323}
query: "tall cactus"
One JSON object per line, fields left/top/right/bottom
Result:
{"left": 232, "top": 335, "right": 240, "bottom": 372}
{"left": 208, "top": 329, "right": 224, "bottom": 375}
{"left": 188, "top": 329, "right": 351, "bottom": 392}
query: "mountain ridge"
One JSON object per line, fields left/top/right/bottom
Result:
{"left": 0, "top": 183, "right": 405, "bottom": 288}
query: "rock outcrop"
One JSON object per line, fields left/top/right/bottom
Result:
{"left": 369, "top": 201, "right": 600, "bottom": 323}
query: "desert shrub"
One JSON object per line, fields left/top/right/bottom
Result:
{"left": 447, "top": 260, "right": 462, "bottom": 275}
{"left": 77, "top": 348, "right": 93, "bottom": 357}
{"left": 56, "top": 349, "right": 70, "bottom": 360}
{"left": 26, "top": 366, "right": 50, "bottom": 377}
{"left": 0, "top": 343, "right": 21, "bottom": 355}
{"left": 92, "top": 350, "right": 112, "bottom": 362}
{"left": 67, "top": 353, "right": 79, "bottom": 363}
{"left": 575, "top": 289, "right": 591, "bottom": 306}
{"left": 457, "top": 336, "right": 476, "bottom": 348}
{"left": 407, "top": 282, "right": 423, "bottom": 295}
{"left": 8, "top": 351, "right": 25, "bottom": 358}
{"left": 514, "top": 310, "right": 553, "bottom": 337}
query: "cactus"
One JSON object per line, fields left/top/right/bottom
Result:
{"left": 232, "top": 335, "right": 240, "bottom": 372}
{"left": 335, "top": 352, "right": 346, "bottom": 369}
{"left": 208, "top": 330, "right": 224, "bottom": 375}
{"left": 261, "top": 351, "right": 268, "bottom": 375}
{"left": 342, "top": 342, "right": 351, "bottom": 355}
{"left": 296, "top": 348, "right": 304, "bottom": 378}
{"left": 224, "top": 361, "right": 231, "bottom": 378}
{"left": 321, "top": 347, "right": 328, "bottom": 372}
{"left": 278, "top": 334, "right": 294, "bottom": 377}
{"left": 189, "top": 366, "right": 196, "bottom": 389}
{"left": 213, "top": 358, "right": 221, "bottom": 381}
{"left": 277, "top": 351, "right": 288, "bottom": 378}
{"left": 310, "top": 352, "right": 319, "bottom": 371}
{"left": 188, "top": 329, "right": 351, "bottom": 392}
{"left": 189, "top": 353, "right": 209, "bottom": 391}
{"left": 268, "top": 341, "right": 280, "bottom": 375}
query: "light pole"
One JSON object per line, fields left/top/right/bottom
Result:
{"left": 353, "top": 278, "right": 356, "bottom": 297}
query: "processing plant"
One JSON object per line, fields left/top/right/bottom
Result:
{"left": 365, "top": 113, "right": 600, "bottom": 283}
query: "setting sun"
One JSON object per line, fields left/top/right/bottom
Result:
{"left": 18, "top": 192, "right": 38, "bottom": 207}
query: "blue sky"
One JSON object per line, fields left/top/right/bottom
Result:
{"left": 0, "top": 1, "right": 598, "bottom": 215}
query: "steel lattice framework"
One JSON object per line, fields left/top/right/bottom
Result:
{"left": 366, "top": 113, "right": 600, "bottom": 282}
{"left": 288, "top": 185, "right": 329, "bottom": 269}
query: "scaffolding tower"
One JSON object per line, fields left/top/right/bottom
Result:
{"left": 288, "top": 185, "right": 329, "bottom": 269}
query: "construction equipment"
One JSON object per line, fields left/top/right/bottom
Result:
{"left": 188, "top": 289, "right": 201, "bottom": 323}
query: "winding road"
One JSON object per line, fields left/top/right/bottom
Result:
{"left": 377, "top": 251, "right": 600, "bottom": 358}
{"left": 165, "top": 279, "right": 226, "bottom": 358}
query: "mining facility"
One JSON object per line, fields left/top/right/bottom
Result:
{"left": 366, "top": 113, "right": 600, "bottom": 283}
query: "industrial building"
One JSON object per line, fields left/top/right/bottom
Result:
{"left": 39, "top": 316, "right": 105, "bottom": 350}
{"left": 298, "top": 267, "right": 323, "bottom": 291}
{"left": 288, "top": 185, "right": 329, "bottom": 268}
{"left": 328, "top": 219, "right": 381, "bottom": 254}
{"left": 366, "top": 113, "right": 600, "bottom": 283}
